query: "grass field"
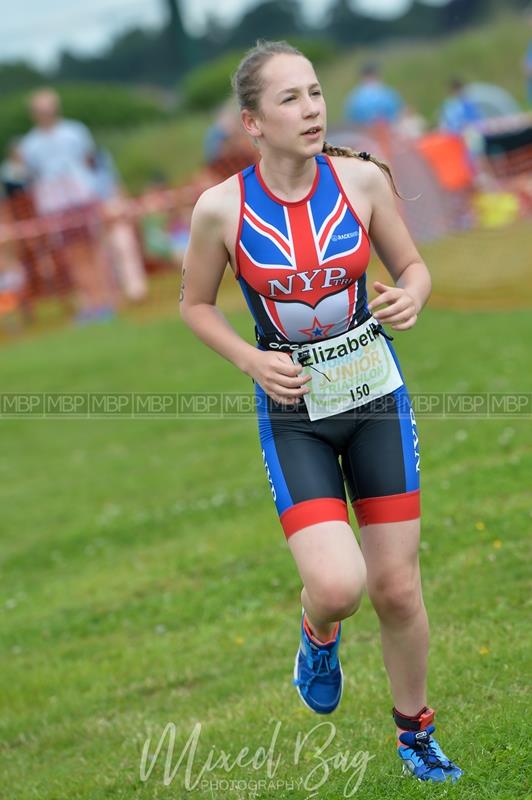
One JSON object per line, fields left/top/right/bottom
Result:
{"left": 1, "top": 220, "right": 531, "bottom": 799}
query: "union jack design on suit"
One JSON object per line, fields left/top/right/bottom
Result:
{"left": 235, "top": 153, "right": 371, "bottom": 343}
{"left": 233, "top": 152, "right": 421, "bottom": 541}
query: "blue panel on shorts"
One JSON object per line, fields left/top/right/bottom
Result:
{"left": 255, "top": 381, "right": 293, "bottom": 514}
{"left": 383, "top": 338, "right": 420, "bottom": 492}
{"left": 394, "top": 382, "right": 420, "bottom": 493}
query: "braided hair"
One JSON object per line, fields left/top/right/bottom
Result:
{"left": 322, "top": 141, "right": 402, "bottom": 198}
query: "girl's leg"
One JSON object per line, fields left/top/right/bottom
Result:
{"left": 256, "top": 381, "right": 367, "bottom": 642}
{"left": 287, "top": 519, "right": 367, "bottom": 642}
{"left": 359, "top": 517, "right": 429, "bottom": 732}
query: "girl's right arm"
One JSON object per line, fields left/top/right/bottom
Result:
{"left": 179, "top": 187, "right": 310, "bottom": 405}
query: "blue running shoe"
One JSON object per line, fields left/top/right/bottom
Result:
{"left": 397, "top": 724, "right": 463, "bottom": 783}
{"left": 292, "top": 611, "right": 343, "bottom": 714}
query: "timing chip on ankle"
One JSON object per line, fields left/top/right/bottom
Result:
{"left": 392, "top": 705, "right": 435, "bottom": 731}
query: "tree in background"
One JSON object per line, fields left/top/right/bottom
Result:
{"left": 311, "top": 0, "right": 454, "bottom": 48}
{"left": 164, "top": 0, "right": 190, "bottom": 74}
{"left": 0, "top": 62, "right": 47, "bottom": 94}
{"left": 223, "top": 1, "right": 304, "bottom": 50}
{"left": 57, "top": 27, "right": 174, "bottom": 85}
{"left": 2, "top": 0, "right": 528, "bottom": 91}
{"left": 441, "top": 0, "right": 491, "bottom": 32}
{"left": 326, "top": 0, "right": 365, "bottom": 47}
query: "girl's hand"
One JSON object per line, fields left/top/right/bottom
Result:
{"left": 248, "top": 349, "right": 311, "bottom": 405}
{"left": 368, "top": 280, "right": 419, "bottom": 330}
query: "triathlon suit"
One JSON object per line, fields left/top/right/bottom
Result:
{"left": 235, "top": 153, "right": 420, "bottom": 538}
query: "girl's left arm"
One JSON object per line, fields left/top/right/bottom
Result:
{"left": 365, "top": 162, "right": 432, "bottom": 331}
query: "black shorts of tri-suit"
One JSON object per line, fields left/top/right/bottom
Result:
{"left": 255, "top": 338, "right": 420, "bottom": 539}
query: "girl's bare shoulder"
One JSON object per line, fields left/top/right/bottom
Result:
{"left": 193, "top": 173, "right": 241, "bottom": 225}
{"left": 327, "top": 153, "right": 384, "bottom": 193}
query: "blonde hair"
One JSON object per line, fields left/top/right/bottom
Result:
{"left": 322, "top": 141, "right": 402, "bottom": 198}
{"left": 232, "top": 40, "right": 402, "bottom": 197}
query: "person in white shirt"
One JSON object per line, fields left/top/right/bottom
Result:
{"left": 20, "top": 89, "right": 117, "bottom": 322}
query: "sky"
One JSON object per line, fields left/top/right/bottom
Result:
{"left": 0, "top": 0, "right": 451, "bottom": 69}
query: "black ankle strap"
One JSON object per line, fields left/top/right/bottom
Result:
{"left": 392, "top": 705, "right": 435, "bottom": 731}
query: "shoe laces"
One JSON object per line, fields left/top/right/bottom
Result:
{"left": 400, "top": 725, "right": 453, "bottom": 772}
{"left": 294, "top": 646, "right": 338, "bottom": 694}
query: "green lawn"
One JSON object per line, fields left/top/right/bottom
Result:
{"left": 0, "top": 270, "right": 530, "bottom": 798}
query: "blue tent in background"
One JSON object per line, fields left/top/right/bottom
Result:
{"left": 465, "top": 83, "right": 521, "bottom": 118}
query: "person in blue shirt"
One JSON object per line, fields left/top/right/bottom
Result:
{"left": 344, "top": 62, "right": 404, "bottom": 126}
{"left": 524, "top": 38, "right": 532, "bottom": 106}
{"left": 438, "top": 78, "right": 483, "bottom": 134}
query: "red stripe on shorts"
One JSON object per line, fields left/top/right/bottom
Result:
{"left": 353, "top": 489, "right": 420, "bottom": 527}
{"left": 281, "top": 497, "right": 348, "bottom": 538}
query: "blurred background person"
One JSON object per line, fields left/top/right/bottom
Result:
{"left": 203, "top": 97, "right": 257, "bottom": 177}
{"left": 203, "top": 99, "right": 242, "bottom": 164}
{"left": 394, "top": 105, "right": 428, "bottom": 140}
{"left": 0, "top": 138, "right": 30, "bottom": 198}
{"left": 438, "top": 77, "right": 484, "bottom": 134}
{"left": 0, "top": 254, "right": 26, "bottom": 333}
{"left": 0, "top": 210, "right": 27, "bottom": 333}
{"left": 93, "top": 146, "right": 148, "bottom": 303}
{"left": 524, "top": 12, "right": 532, "bottom": 106}
{"left": 344, "top": 62, "right": 404, "bottom": 127}
{"left": 438, "top": 77, "right": 488, "bottom": 177}
{"left": 19, "top": 88, "right": 118, "bottom": 322}
{"left": 0, "top": 137, "right": 59, "bottom": 321}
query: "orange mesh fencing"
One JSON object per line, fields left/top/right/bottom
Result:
{"left": 414, "top": 132, "right": 476, "bottom": 191}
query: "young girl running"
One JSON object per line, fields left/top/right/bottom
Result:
{"left": 180, "top": 40, "right": 462, "bottom": 783}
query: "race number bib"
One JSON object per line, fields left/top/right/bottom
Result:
{"left": 292, "top": 317, "right": 404, "bottom": 421}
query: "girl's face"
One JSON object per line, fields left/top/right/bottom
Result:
{"left": 243, "top": 54, "right": 327, "bottom": 159}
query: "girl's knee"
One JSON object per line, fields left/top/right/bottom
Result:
{"left": 368, "top": 572, "right": 421, "bottom": 621}
{"left": 309, "top": 569, "right": 366, "bottom": 620}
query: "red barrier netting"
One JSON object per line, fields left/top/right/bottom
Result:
{"left": 1, "top": 128, "right": 530, "bottom": 326}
